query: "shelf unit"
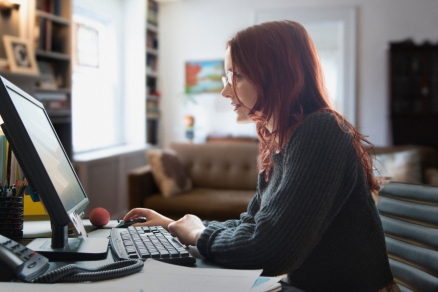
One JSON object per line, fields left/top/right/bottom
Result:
{"left": 0, "top": 0, "right": 73, "bottom": 158}
{"left": 146, "top": 0, "right": 160, "bottom": 145}
{"left": 389, "top": 40, "right": 438, "bottom": 148}
{"left": 31, "top": 0, "right": 73, "bottom": 158}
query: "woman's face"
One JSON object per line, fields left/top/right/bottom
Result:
{"left": 221, "top": 47, "right": 258, "bottom": 124}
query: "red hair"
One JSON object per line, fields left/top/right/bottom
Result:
{"left": 227, "top": 20, "right": 380, "bottom": 193}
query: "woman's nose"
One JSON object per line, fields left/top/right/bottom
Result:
{"left": 221, "top": 86, "right": 230, "bottom": 98}
{"left": 221, "top": 80, "right": 232, "bottom": 98}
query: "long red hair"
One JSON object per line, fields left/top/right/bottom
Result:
{"left": 227, "top": 20, "right": 380, "bottom": 193}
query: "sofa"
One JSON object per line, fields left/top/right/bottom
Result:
{"left": 128, "top": 142, "right": 259, "bottom": 221}
{"left": 127, "top": 142, "right": 438, "bottom": 221}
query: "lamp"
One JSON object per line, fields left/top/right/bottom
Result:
{"left": 0, "top": 0, "right": 20, "bottom": 16}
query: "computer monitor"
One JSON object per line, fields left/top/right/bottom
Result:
{"left": 0, "top": 76, "right": 108, "bottom": 261}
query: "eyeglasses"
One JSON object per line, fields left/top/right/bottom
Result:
{"left": 222, "top": 70, "right": 233, "bottom": 87}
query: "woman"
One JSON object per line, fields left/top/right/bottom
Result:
{"left": 124, "top": 20, "right": 397, "bottom": 292}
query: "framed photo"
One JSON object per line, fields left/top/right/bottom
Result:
{"left": 2, "top": 35, "right": 39, "bottom": 75}
{"left": 185, "top": 60, "right": 224, "bottom": 94}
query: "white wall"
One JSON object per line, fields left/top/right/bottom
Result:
{"left": 157, "top": 0, "right": 438, "bottom": 147}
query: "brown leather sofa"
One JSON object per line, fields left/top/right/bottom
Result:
{"left": 127, "top": 142, "right": 438, "bottom": 221}
{"left": 128, "top": 142, "right": 259, "bottom": 221}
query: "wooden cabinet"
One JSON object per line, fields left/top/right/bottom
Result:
{"left": 146, "top": 0, "right": 160, "bottom": 145}
{"left": 389, "top": 40, "right": 438, "bottom": 148}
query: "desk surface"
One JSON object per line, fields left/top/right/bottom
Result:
{"left": 1, "top": 219, "right": 303, "bottom": 291}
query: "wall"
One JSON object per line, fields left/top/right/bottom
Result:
{"left": 157, "top": 0, "right": 438, "bottom": 147}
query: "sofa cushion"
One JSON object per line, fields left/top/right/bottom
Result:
{"left": 374, "top": 149, "right": 422, "bottom": 184}
{"left": 146, "top": 149, "right": 192, "bottom": 197}
{"left": 143, "top": 188, "right": 255, "bottom": 221}
{"left": 170, "top": 142, "right": 259, "bottom": 190}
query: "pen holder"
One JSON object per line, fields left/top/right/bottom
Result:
{"left": 0, "top": 196, "right": 23, "bottom": 238}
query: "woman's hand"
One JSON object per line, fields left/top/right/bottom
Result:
{"left": 123, "top": 208, "right": 174, "bottom": 230}
{"left": 168, "top": 214, "right": 205, "bottom": 246}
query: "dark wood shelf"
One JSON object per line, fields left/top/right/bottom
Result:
{"left": 0, "top": 70, "right": 46, "bottom": 81}
{"left": 35, "top": 87, "right": 71, "bottom": 93}
{"left": 36, "top": 50, "right": 71, "bottom": 61}
{"left": 36, "top": 10, "right": 70, "bottom": 25}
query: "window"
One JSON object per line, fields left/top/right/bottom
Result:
{"left": 72, "top": 5, "right": 122, "bottom": 153}
{"left": 72, "top": 0, "right": 146, "bottom": 154}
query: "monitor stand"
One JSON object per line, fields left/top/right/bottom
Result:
{"left": 26, "top": 224, "right": 109, "bottom": 261}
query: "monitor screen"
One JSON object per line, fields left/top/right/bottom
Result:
{"left": 0, "top": 76, "right": 88, "bottom": 231}
{"left": 0, "top": 76, "right": 108, "bottom": 261}
{"left": 8, "top": 88, "right": 86, "bottom": 212}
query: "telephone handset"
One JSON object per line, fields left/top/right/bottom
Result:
{"left": 0, "top": 234, "right": 143, "bottom": 283}
{"left": 0, "top": 234, "right": 50, "bottom": 282}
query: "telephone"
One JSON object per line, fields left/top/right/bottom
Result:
{"left": 0, "top": 234, "right": 143, "bottom": 283}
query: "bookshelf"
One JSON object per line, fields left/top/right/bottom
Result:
{"left": 31, "top": 0, "right": 73, "bottom": 158}
{"left": 0, "top": 0, "right": 72, "bottom": 158}
{"left": 389, "top": 40, "right": 438, "bottom": 148}
{"left": 146, "top": 0, "right": 160, "bottom": 145}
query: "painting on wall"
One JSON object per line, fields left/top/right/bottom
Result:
{"left": 185, "top": 60, "right": 224, "bottom": 94}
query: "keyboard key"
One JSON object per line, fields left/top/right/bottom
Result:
{"left": 169, "top": 250, "right": 180, "bottom": 256}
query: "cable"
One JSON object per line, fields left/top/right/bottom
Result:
{"left": 32, "top": 259, "right": 144, "bottom": 283}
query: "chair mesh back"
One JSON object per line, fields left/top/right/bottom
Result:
{"left": 377, "top": 182, "right": 438, "bottom": 292}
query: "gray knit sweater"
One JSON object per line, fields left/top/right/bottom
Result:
{"left": 196, "top": 112, "right": 393, "bottom": 292}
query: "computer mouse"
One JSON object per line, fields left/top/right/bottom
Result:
{"left": 116, "top": 217, "right": 147, "bottom": 228}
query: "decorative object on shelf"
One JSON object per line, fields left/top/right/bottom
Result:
{"left": 2, "top": 35, "right": 39, "bottom": 75}
{"left": 0, "top": 0, "right": 20, "bottom": 17}
{"left": 36, "top": 60, "right": 57, "bottom": 89}
{"left": 185, "top": 60, "right": 224, "bottom": 94}
{"left": 184, "top": 115, "right": 195, "bottom": 143}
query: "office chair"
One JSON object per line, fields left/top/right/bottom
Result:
{"left": 377, "top": 182, "right": 438, "bottom": 292}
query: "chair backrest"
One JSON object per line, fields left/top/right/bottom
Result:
{"left": 377, "top": 182, "right": 438, "bottom": 292}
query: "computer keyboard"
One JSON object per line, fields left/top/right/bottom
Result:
{"left": 109, "top": 226, "right": 196, "bottom": 265}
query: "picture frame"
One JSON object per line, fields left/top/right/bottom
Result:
{"left": 185, "top": 60, "right": 224, "bottom": 94}
{"left": 2, "top": 35, "right": 39, "bottom": 75}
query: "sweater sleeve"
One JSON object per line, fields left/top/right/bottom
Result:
{"left": 196, "top": 113, "right": 360, "bottom": 275}
{"left": 203, "top": 190, "right": 262, "bottom": 228}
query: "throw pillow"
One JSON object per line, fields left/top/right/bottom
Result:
{"left": 373, "top": 149, "right": 422, "bottom": 184}
{"left": 146, "top": 149, "right": 192, "bottom": 197}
